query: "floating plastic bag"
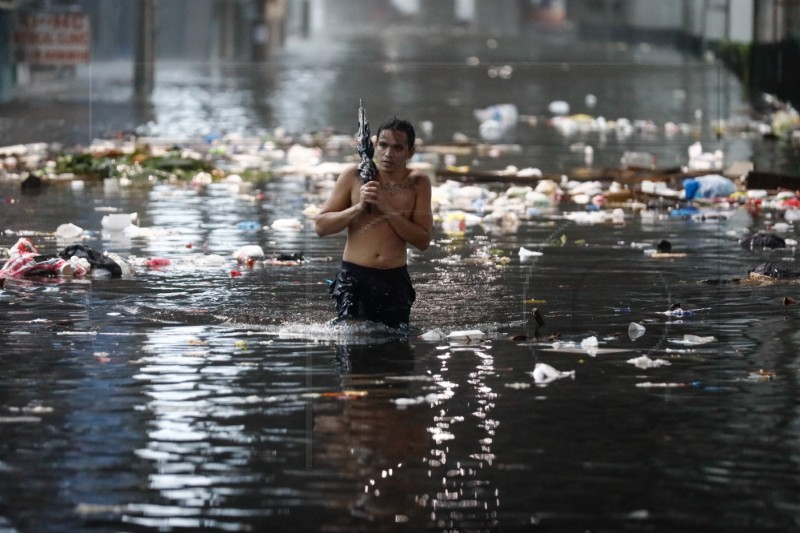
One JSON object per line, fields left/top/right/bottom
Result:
{"left": 627, "top": 355, "right": 671, "bottom": 369}
{"left": 530, "top": 363, "right": 575, "bottom": 384}
{"left": 580, "top": 336, "right": 598, "bottom": 356}
{"left": 669, "top": 334, "right": 716, "bottom": 345}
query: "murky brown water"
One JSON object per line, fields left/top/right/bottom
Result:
{"left": 2, "top": 31, "right": 800, "bottom": 532}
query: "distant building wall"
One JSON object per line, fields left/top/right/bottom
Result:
{"left": 625, "top": 0, "right": 681, "bottom": 30}
{"left": 0, "top": 9, "right": 12, "bottom": 103}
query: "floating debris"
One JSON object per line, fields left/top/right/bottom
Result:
{"left": 627, "top": 355, "right": 671, "bottom": 369}
{"left": 628, "top": 322, "right": 646, "bottom": 340}
{"left": 670, "top": 334, "right": 716, "bottom": 345}
{"left": 530, "top": 363, "right": 575, "bottom": 384}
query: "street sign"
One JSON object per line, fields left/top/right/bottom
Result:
{"left": 12, "top": 12, "right": 90, "bottom": 65}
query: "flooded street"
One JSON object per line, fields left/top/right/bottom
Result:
{"left": 2, "top": 30, "right": 800, "bottom": 532}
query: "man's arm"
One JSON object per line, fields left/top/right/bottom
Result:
{"left": 380, "top": 173, "right": 433, "bottom": 251}
{"left": 315, "top": 165, "right": 363, "bottom": 237}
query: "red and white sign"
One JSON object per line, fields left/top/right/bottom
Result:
{"left": 12, "top": 12, "right": 91, "bottom": 65}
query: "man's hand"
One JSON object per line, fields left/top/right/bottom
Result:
{"left": 359, "top": 180, "right": 382, "bottom": 212}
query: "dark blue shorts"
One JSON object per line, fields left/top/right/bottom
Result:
{"left": 328, "top": 261, "right": 416, "bottom": 329}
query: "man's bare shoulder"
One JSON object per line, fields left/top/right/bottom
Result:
{"left": 338, "top": 164, "right": 360, "bottom": 181}
{"left": 407, "top": 170, "right": 431, "bottom": 188}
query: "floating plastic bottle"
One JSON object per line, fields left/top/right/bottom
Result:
{"left": 238, "top": 221, "right": 261, "bottom": 231}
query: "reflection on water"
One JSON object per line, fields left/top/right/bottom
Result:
{"left": 3, "top": 173, "right": 800, "bottom": 531}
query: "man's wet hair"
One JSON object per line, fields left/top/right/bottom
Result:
{"left": 377, "top": 117, "right": 415, "bottom": 150}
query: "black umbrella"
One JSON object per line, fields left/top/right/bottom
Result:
{"left": 356, "top": 99, "right": 377, "bottom": 212}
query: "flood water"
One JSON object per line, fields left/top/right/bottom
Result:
{"left": 2, "top": 30, "right": 800, "bottom": 532}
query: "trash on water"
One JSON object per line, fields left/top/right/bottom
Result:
{"left": 670, "top": 334, "right": 716, "bottom": 345}
{"left": 101, "top": 212, "right": 138, "bottom": 231}
{"left": 419, "top": 329, "right": 446, "bottom": 341}
{"left": 518, "top": 246, "right": 543, "bottom": 259}
{"left": 233, "top": 245, "right": 265, "bottom": 263}
{"left": 55, "top": 223, "right": 83, "bottom": 239}
{"left": 237, "top": 220, "right": 261, "bottom": 230}
{"left": 146, "top": 257, "right": 171, "bottom": 268}
{"left": 636, "top": 382, "right": 688, "bottom": 389}
{"left": 547, "top": 100, "right": 570, "bottom": 115}
{"left": 104, "top": 252, "right": 135, "bottom": 277}
{"left": 447, "top": 329, "right": 485, "bottom": 343}
{"left": 621, "top": 151, "right": 655, "bottom": 169}
{"left": 683, "top": 174, "right": 736, "bottom": 199}
{"left": 640, "top": 180, "right": 680, "bottom": 197}
{"left": 661, "top": 303, "right": 699, "bottom": 317}
{"left": 628, "top": 322, "right": 646, "bottom": 340}
{"left": 530, "top": 362, "right": 575, "bottom": 384}
{"left": 627, "top": 355, "right": 671, "bottom": 369}
{"left": 122, "top": 225, "right": 173, "bottom": 238}
{"left": 474, "top": 104, "right": 518, "bottom": 141}
{"left": 686, "top": 142, "right": 724, "bottom": 171}
{"left": 271, "top": 218, "right": 303, "bottom": 231}
{"left": 746, "top": 369, "right": 775, "bottom": 382}
{"left": 739, "top": 232, "right": 785, "bottom": 250}
{"left": 392, "top": 393, "right": 440, "bottom": 407}
{"left": 580, "top": 336, "right": 598, "bottom": 356}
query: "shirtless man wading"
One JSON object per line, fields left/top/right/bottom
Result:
{"left": 315, "top": 117, "right": 433, "bottom": 329}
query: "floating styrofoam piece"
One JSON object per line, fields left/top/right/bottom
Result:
{"left": 102, "top": 212, "right": 138, "bottom": 231}
{"left": 193, "top": 254, "right": 228, "bottom": 267}
{"left": 518, "top": 246, "right": 543, "bottom": 259}
{"left": 419, "top": 329, "right": 446, "bottom": 341}
{"left": 627, "top": 355, "right": 671, "bottom": 369}
{"left": 122, "top": 225, "right": 179, "bottom": 238}
{"left": 56, "top": 223, "right": 83, "bottom": 239}
{"left": 548, "top": 100, "right": 570, "bottom": 115}
{"left": 233, "top": 245, "right": 265, "bottom": 263}
{"left": 447, "top": 329, "right": 485, "bottom": 343}
{"left": 671, "top": 334, "right": 716, "bottom": 345}
{"left": 581, "top": 336, "right": 598, "bottom": 348}
{"left": 392, "top": 393, "right": 440, "bottom": 407}
{"left": 271, "top": 218, "right": 303, "bottom": 231}
{"left": 581, "top": 336, "right": 599, "bottom": 357}
{"left": 530, "top": 363, "right": 575, "bottom": 384}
